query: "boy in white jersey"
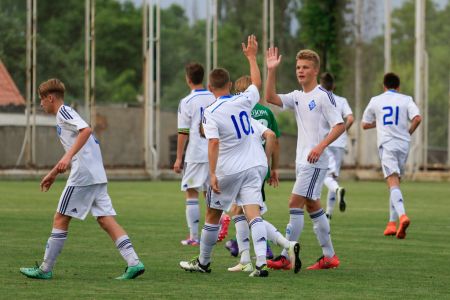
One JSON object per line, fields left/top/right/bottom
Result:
{"left": 20, "top": 79, "right": 144, "bottom": 280}
{"left": 174, "top": 62, "right": 216, "bottom": 246}
{"left": 179, "top": 35, "right": 299, "bottom": 277}
{"left": 320, "top": 72, "right": 354, "bottom": 219}
{"left": 362, "top": 73, "right": 421, "bottom": 239}
{"left": 265, "top": 47, "right": 345, "bottom": 270}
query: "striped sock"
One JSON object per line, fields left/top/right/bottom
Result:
{"left": 233, "top": 214, "right": 250, "bottom": 264}
{"left": 115, "top": 235, "right": 140, "bottom": 267}
{"left": 199, "top": 223, "right": 220, "bottom": 266}
{"left": 186, "top": 198, "right": 200, "bottom": 240}
{"left": 40, "top": 228, "right": 68, "bottom": 272}
{"left": 281, "top": 208, "right": 304, "bottom": 258}
{"left": 249, "top": 217, "right": 267, "bottom": 268}
{"left": 310, "top": 208, "right": 335, "bottom": 258}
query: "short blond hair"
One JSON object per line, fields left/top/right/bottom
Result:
{"left": 234, "top": 75, "right": 251, "bottom": 93}
{"left": 296, "top": 49, "right": 320, "bottom": 70}
{"left": 38, "top": 78, "right": 65, "bottom": 99}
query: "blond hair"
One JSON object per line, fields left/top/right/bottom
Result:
{"left": 234, "top": 75, "right": 251, "bottom": 93}
{"left": 296, "top": 49, "right": 320, "bottom": 70}
{"left": 38, "top": 78, "right": 65, "bottom": 99}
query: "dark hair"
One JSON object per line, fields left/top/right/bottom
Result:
{"left": 209, "top": 68, "right": 230, "bottom": 89}
{"left": 383, "top": 72, "right": 400, "bottom": 89}
{"left": 185, "top": 62, "right": 204, "bottom": 85}
{"left": 320, "top": 72, "right": 334, "bottom": 91}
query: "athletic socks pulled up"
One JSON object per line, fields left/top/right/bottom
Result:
{"left": 40, "top": 228, "right": 68, "bottom": 272}
{"left": 199, "top": 223, "right": 220, "bottom": 266}
{"left": 310, "top": 208, "right": 335, "bottom": 258}
{"left": 186, "top": 198, "right": 200, "bottom": 240}
{"left": 115, "top": 235, "right": 140, "bottom": 267}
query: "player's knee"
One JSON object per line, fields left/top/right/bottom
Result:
{"left": 53, "top": 212, "right": 71, "bottom": 230}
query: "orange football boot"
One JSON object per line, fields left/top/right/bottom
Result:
{"left": 383, "top": 221, "right": 397, "bottom": 236}
{"left": 307, "top": 255, "right": 340, "bottom": 270}
{"left": 396, "top": 215, "right": 410, "bottom": 239}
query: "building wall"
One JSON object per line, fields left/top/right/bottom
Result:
{"left": 0, "top": 107, "right": 384, "bottom": 169}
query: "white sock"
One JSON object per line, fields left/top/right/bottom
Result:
{"left": 310, "top": 208, "right": 335, "bottom": 258}
{"left": 390, "top": 187, "right": 406, "bottom": 217}
{"left": 186, "top": 198, "right": 200, "bottom": 240}
{"left": 264, "top": 220, "right": 290, "bottom": 249}
{"left": 199, "top": 223, "right": 220, "bottom": 266}
{"left": 389, "top": 197, "right": 398, "bottom": 222}
{"left": 115, "top": 235, "right": 140, "bottom": 267}
{"left": 281, "top": 208, "right": 304, "bottom": 258}
{"left": 40, "top": 228, "right": 67, "bottom": 272}
{"left": 249, "top": 217, "right": 267, "bottom": 268}
{"left": 326, "top": 190, "right": 337, "bottom": 216}
{"left": 324, "top": 176, "right": 339, "bottom": 191}
{"left": 233, "top": 214, "right": 250, "bottom": 264}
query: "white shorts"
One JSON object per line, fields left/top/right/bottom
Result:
{"left": 292, "top": 164, "right": 327, "bottom": 200}
{"left": 327, "top": 147, "right": 345, "bottom": 177}
{"left": 57, "top": 183, "right": 116, "bottom": 220}
{"left": 181, "top": 162, "right": 209, "bottom": 191}
{"left": 379, "top": 141, "right": 409, "bottom": 178}
{"left": 207, "top": 166, "right": 267, "bottom": 212}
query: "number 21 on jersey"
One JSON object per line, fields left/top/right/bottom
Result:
{"left": 383, "top": 106, "right": 399, "bottom": 125}
{"left": 231, "top": 111, "right": 254, "bottom": 139}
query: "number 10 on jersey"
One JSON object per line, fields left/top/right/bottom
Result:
{"left": 231, "top": 111, "right": 254, "bottom": 139}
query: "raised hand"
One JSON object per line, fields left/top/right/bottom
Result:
{"left": 266, "top": 47, "right": 282, "bottom": 70}
{"left": 242, "top": 34, "right": 258, "bottom": 59}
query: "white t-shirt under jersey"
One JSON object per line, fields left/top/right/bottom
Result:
{"left": 177, "top": 89, "right": 216, "bottom": 163}
{"left": 329, "top": 93, "right": 353, "bottom": 148}
{"left": 279, "top": 85, "right": 343, "bottom": 169}
{"left": 362, "top": 90, "right": 420, "bottom": 148}
{"left": 202, "top": 84, "right": 267, "bottom": 176}
{"left": 56, "top": 105, "right": 107, "bottom": 186}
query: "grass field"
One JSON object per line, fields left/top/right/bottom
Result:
{"left": 0, "top": 180, "right": 449, "bottom": 299}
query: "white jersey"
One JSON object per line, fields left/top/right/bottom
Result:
{"left": 178, "top": 89, "right": 216, "bottom": 163}
{"left": 362, "top": 90, "right": 420, "bottom": 148}
{"left": 279, "top": 85, "right": 343, "bottom": 169}
{"left": 56, "top": 105, "right": 107, "bottom": 186}
{"left": 329, "top": 93, "right": 352, "bottom": 148}
{"left": 202, "top": 84, "right": 267, "bottom": 176}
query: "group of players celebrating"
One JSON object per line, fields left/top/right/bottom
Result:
{"left": 19, "top": 34, "right": 421, "bottom": 280}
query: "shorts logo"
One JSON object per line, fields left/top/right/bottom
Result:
{"left": 215, "top": 200, "right": 221, "bottom": 206}
{"left": 295, "top": 101, "right": 298, "bottom": 106}
{"left": 56, "top": 125, "right": 62, "bottom": 136}
{"left": 71, "top": 208, "right": 78, "bottom": 213}
{"left": 183, "top": 184, "right": 188, "bottom": 188}
{"left": 308, "top": 100, "right": 316, "bottom": 111}
{"left": 257, "top": 237, "right": 266, "bottom": 243}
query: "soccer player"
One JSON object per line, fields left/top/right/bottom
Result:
{"left": 179, "top": 35, "right": 299, "bottom": 277}
{"left": 227, "top": 117, "right": 300, "bottom": 273}
{"left": 226, "top": 75, "right": 281, "bottom": 268}
{"left": 362, "top": 72, "right": 421, "bottom": 239}
{"left": 265, "top": 47, "right": 345, "bottom": 270}
{"left": 174, "top": 62, "right": 216, "bottom": 246}
{"left": 319, "top": 72, "right": 354, "bottom": 219}
{"left": 19, "top": 79, "right": 144, "bottom": 280}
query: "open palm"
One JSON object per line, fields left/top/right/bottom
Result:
{"left": 266, "top": 47, "right": 282, "bottom": 69}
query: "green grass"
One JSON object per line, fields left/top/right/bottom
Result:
{"left": 0, "top": 180, "right": 449, "bottom": 299}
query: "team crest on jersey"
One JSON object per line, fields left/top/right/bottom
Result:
{"left": 308, "top": 100, "right": 316, "bottom": 111}
{"left": 56, "top": 125, "right": 62, "bottom": 136}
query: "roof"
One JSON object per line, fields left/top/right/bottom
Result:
{"left": 0, "top": 60, "right": 25, "bottom": 106}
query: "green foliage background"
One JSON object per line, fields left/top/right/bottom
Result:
{"left": 0, "top": 0, "right": 448, "bottom": 147}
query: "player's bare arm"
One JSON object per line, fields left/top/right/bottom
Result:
{"left": 242, "top": 35, "right": 261, "bottom": 90}
{"left": 345, "top": 114, "right": 354, "bottom": 131}
{"left": 56, "top": 127, "right": 92, "bottom": 173}
{"left": 208, "top": 138, "right": 220, "bottom": 194}
{"left": 265, "top": 47, "right": 283, "bottom": 107}
{"left": 362, "top": 121, "right": 376, "bottom": 130}
{"left": 307, "top": 123, "right": 345, "bottom": 164}
{"left": 173, "top": 132, "right": 189, "bottom": 173}
{"left": 409, "top": 115, "right": 422, "bottom": 135}
{"left": 269, "top": 138, "right": 280, "bottom": 187}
